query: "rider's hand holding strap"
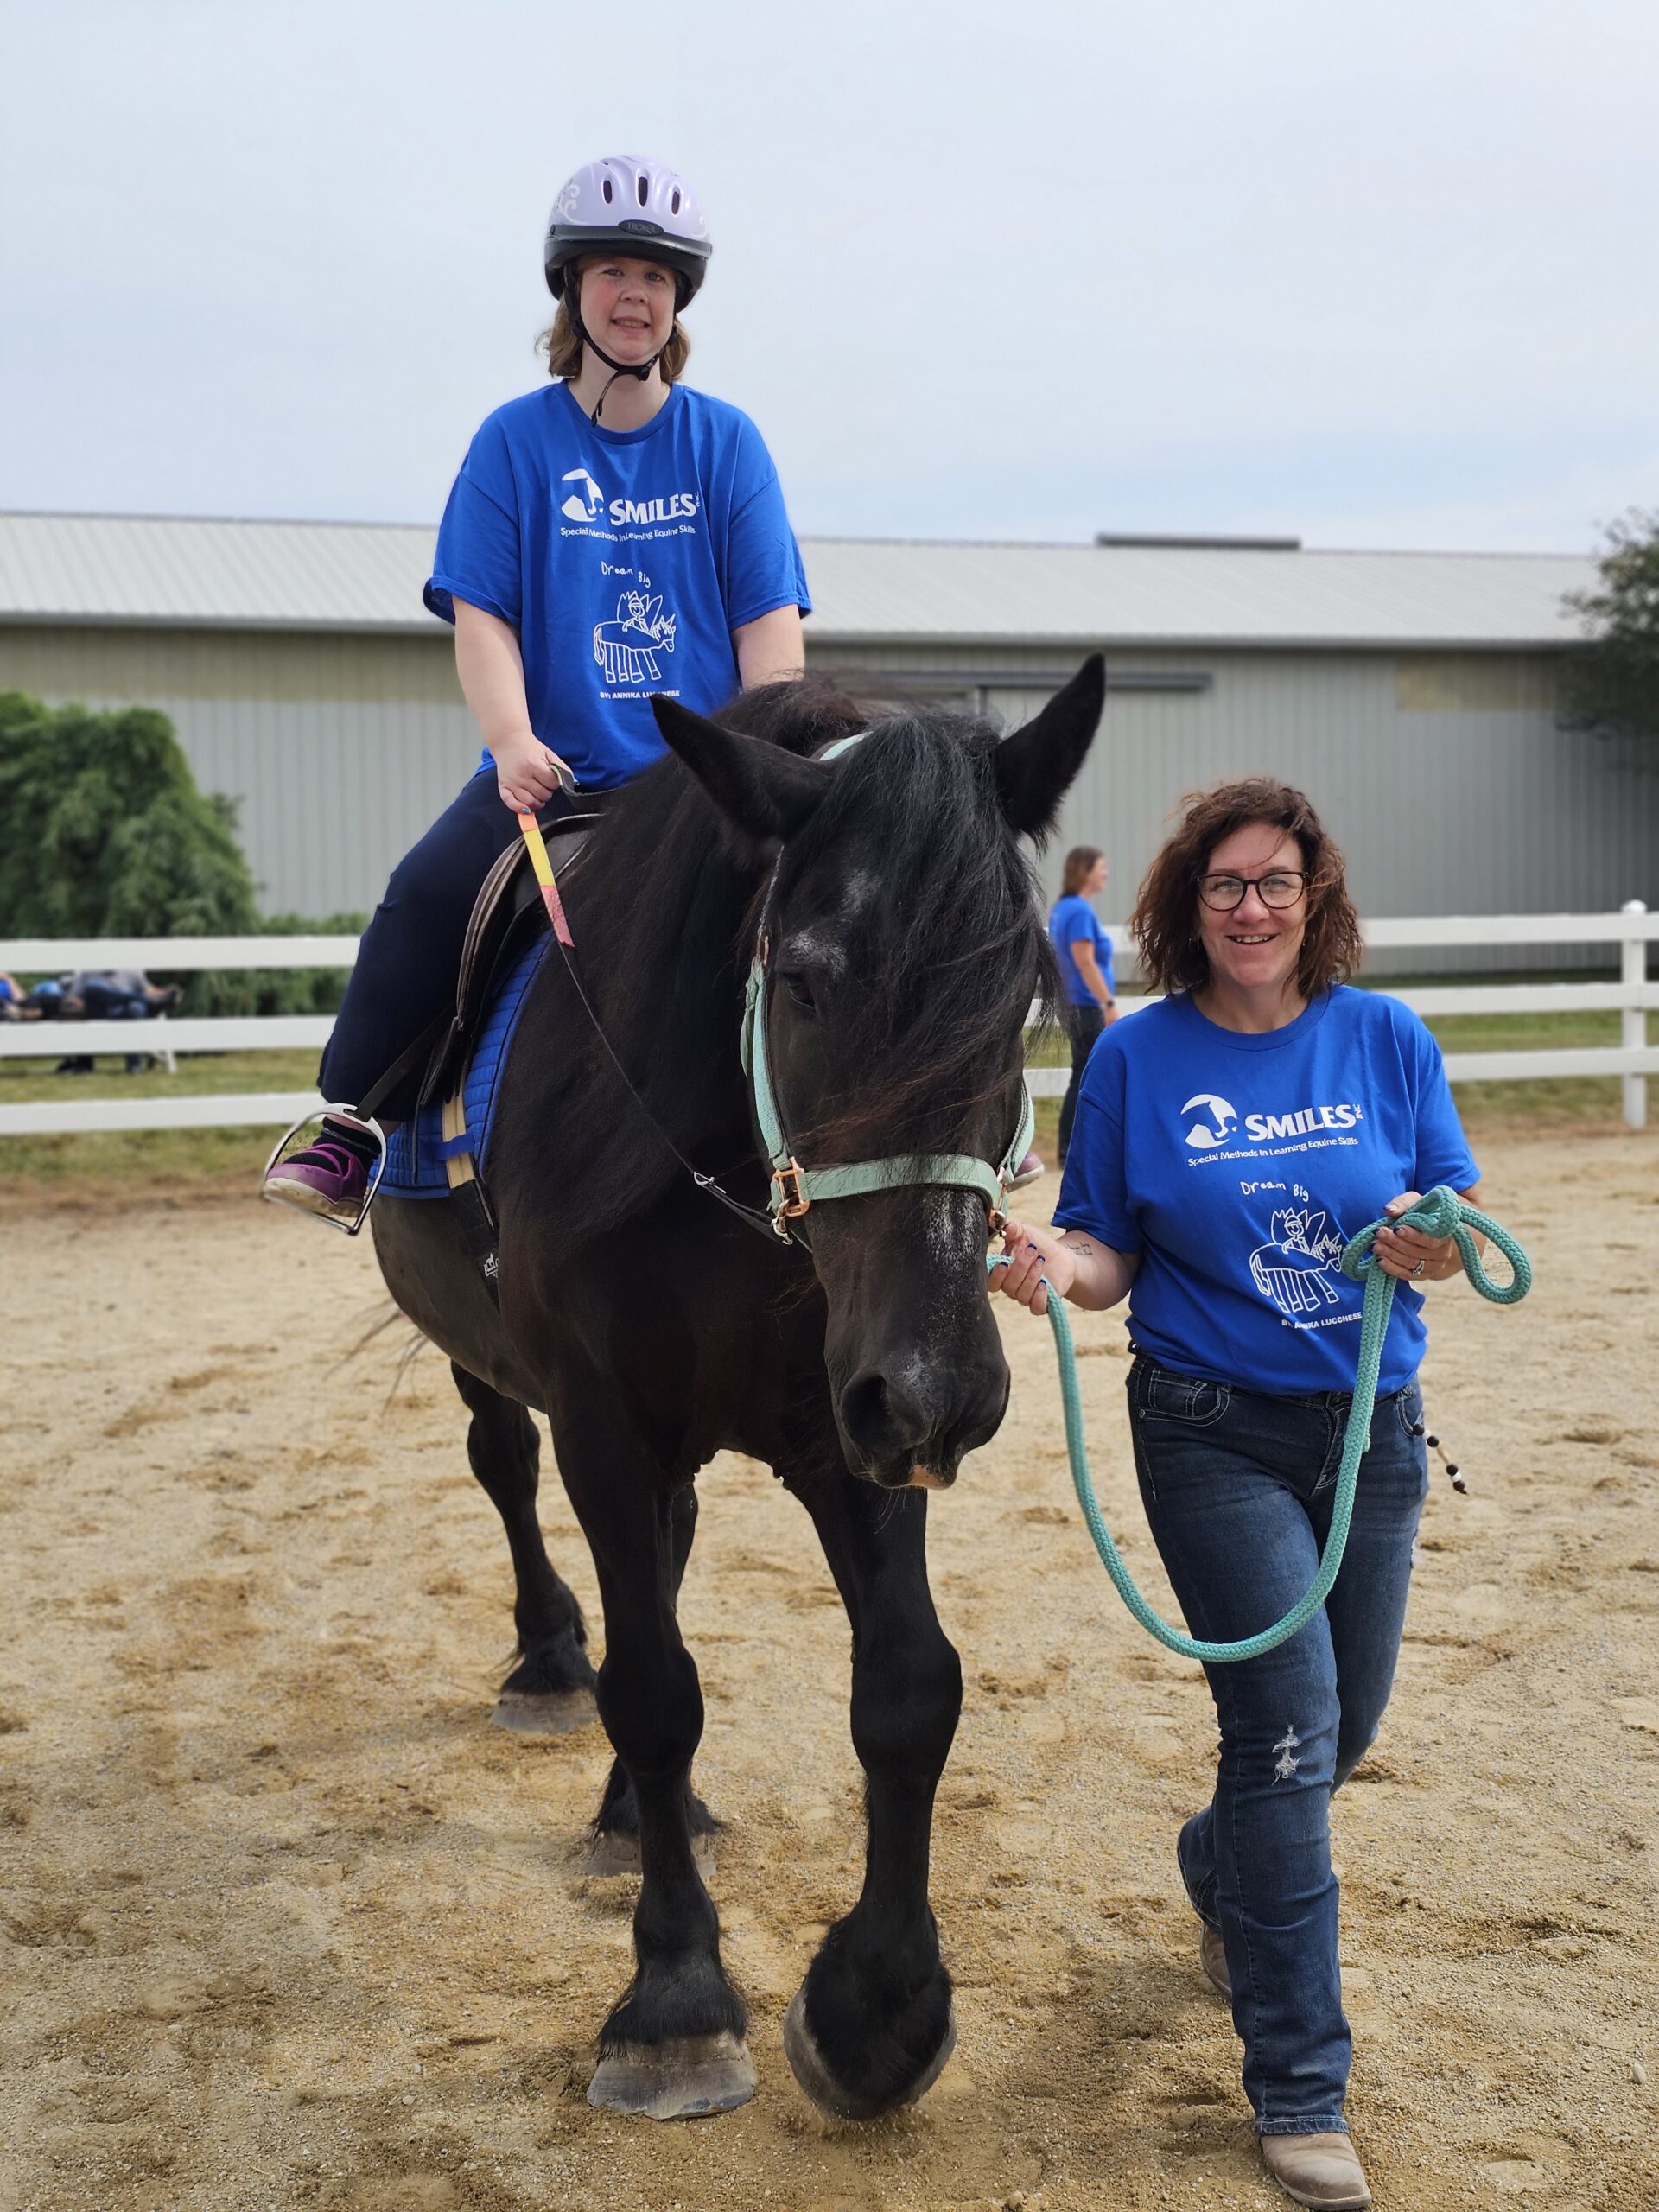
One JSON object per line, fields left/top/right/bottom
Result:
{"left": 493, "top": 727, "right": 575, "bottom": 814}
{"left": 454, "top": 600, "right": 575, "bottom": 813}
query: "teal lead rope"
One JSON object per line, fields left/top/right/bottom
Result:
{"left": 991, "top": 1185, "right": 1531, "bottom": 1665}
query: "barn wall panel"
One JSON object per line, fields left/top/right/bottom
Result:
{"left": 0, "top": 626, "right": 479, "bottom": 914}
{"left": 4, "top": 626, "right": 1653, "bottom": 950}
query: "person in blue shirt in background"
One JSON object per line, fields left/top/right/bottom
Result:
{"left": 996, "top": 779, "right": 1484, "bottom": 2212}
{"left": 266, "top": 155, "right": 810, "bottom": 1224}
{"left": 1047, "top": 845, "right": 1118, "bottom": 1166}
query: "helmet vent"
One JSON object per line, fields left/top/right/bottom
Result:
{"left": 601, "top": 177, "right": 613, "bottom": 204}
{"left": 637, "top": 173, "right": 649, "bottom": 206}
{"left": 671, "top": 187, "right": 681, "bottom": 214}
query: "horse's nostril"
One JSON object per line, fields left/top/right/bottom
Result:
{"left": 839, "top": 1369, "right": 929, "bottom": 1458}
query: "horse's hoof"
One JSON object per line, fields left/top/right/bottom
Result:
{"left": 782, "top": 1987, "right": 957, "bottom": 2120}
{"left": 491, "top": 1688, "right": 599, "bottom": 1736}
{"left": 588, "top": 2031, "right": 756, "bottom": 2121}
{"left": 586, "top": 1829, "right": 716, "bottom": 1878}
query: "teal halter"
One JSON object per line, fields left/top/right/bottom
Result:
{"left": 738, "top": 732, "right": 1036, "bottom": 1244}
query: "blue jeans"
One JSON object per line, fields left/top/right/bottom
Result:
{"left": 1057, "top": 1003, "right": 1105, "bottom": 1166}
{"left": 1127, "top": 1354, "right": 1428, "bottom": 2136}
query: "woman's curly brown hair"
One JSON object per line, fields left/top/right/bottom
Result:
{"left": 1130, "top": 777, "right": 1363, "bottom": 1000}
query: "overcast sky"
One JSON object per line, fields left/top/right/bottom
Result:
{"left": 3, "top": 0, "right": 1655, "bottom": 555}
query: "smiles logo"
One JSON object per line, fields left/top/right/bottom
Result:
{"left": 1181, "top": 1094, "right": 1238, "bottom": 1151}
{"left": 561, "top": 468, "right": 607, "bottom": 523}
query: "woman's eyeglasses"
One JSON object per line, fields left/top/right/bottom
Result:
{"left": 1198, "top": 870, "right": 1307, "bottom": 912}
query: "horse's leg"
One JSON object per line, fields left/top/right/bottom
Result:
{"left": 782, "top": 1471, "right": 962, "bottom": 2120}
{"left": 588, "top": 1482, "right": 721, "bottom": 1877}
{"left": 449, "top": 1361, "right": 598, "bottom": 1734}
{"left": 558, "top": 1419, "right": 753, "bottom": 2120}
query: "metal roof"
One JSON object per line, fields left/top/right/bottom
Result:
{"left": 0, "top": 509, "right": 1593, "bottom": 651}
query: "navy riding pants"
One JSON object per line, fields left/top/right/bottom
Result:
{"left": 319, "top": 768, "right": 577, "bottom": 1122}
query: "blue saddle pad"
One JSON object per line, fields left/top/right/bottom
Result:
{"left": 381, "top": 935, "right": 549, "bottom": 1200}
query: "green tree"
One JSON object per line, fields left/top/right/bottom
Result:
{"left": 1560, "top": 511, "right": 1659, "bottom": 743}
{"left": 0, "top": 693, "right": 357, "bottom": 1014}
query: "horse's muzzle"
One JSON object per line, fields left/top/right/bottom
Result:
{"left": 835, "top": 1360, "right": 1009, "bottom": 1490}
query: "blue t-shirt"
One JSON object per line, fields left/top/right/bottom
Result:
{"left": 1048, "top": 893, "right": 1114, "bottom": 1007}
{"left": 425, "top": 381, "right": 811, "bottom": 789}
{"left": 1053, "top": 987, "right": 1478, "bottom": 1395}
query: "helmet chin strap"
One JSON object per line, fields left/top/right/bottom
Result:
{"left": 571, "top": 303, "right": 674, "bottom": 424}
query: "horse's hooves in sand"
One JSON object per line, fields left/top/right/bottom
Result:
{"left": 585, "top": 1828, "right": 716, "bottom": 1878}
{"left": 782, "top": 1987, "right": 957, "bottom": 2120}
{"left": 588, "top": 2031, "right": 757, "bottom": 2120}
{"left": 490, "top": 1687, "right": 600, "bottom": 1736}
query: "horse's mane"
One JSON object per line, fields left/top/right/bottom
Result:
{"left": 494, "top": 675, "right": 1057, "bottom": 1243}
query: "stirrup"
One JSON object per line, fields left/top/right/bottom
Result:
{"left": 260, "top": 1106, "right": 387, "bottom": 1236}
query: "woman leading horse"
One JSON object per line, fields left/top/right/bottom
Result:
{"left": 996, "top": 779, "right": 1484, "bottom": 2211}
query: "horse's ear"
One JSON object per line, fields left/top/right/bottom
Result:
{"left": 991, "top": 656, "right": 1107, "bottom": 841}
{"left": 652, "top": 696, "right": 832, "bottom": 844}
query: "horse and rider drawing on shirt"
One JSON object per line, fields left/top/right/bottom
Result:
{"left": 593, "top": 583, "right": 678, "bottom": 688}
{"left": 1250, "top": 1199, "right": 1352, "bottom": 1318}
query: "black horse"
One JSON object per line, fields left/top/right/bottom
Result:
{"left": 371, "top": 660, "right": 1104, "bottom": 2121}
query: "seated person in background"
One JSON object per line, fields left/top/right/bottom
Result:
{"left": 0, "top": 972, "right": 41, "bottom": 1021}
{"left": 55, "top": 969, "right": 181, "bottom": 1075}
{"left": 67, "top": 969, "right": 180, "bottom": 1020}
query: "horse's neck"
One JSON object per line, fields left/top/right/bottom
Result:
{"left": 518, "top": 819, "right": 763, "bottom": 1224}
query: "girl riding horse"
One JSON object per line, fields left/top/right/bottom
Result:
{"left": 265, "top": 153, "right": 809, "bottom": 1223}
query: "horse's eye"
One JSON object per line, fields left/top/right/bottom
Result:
{"left": 778, "top": 970, "right": 817, "bottom": 1014}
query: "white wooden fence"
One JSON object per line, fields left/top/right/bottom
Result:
{"left": 1, "top": 906, "right": 1654, "bottom": 1137}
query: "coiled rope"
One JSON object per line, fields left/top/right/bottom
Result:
{"left": 990, "top": 1185, "right": 1530, "bottom": 1664}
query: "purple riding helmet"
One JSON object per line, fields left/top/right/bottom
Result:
{"left": 543, "top": 155, "right": 712, "bottom": 308}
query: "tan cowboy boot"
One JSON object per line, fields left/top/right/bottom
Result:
{"left": 1198, "top": 1922, "right": 1231, "bottom": 1999}
{"left": 1260, "top": 2131, "right": 1371, "bottom": 2209}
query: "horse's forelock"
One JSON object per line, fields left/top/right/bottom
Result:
{"left": 774, "top": 706, "right": 1052, "bottom": 1157}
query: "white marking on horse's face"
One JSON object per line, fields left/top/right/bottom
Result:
{"left": 778, "top": 925, "right": 849, "bottom": 982}
{"left": 837, "top": 869, "right": 882, "bottom": 921}
{"left": 779, "top": 870, "right": 881, "bottom": 982}
{"left": 923, "top": 1186, "right": 988, "bottom": 1272}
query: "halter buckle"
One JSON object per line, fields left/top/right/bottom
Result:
{"left": 772, "top": 1158, "right": 811, "bottom": 1227}
{"left": 988, "top": 1176, "right": 1010, "bottom": 1240}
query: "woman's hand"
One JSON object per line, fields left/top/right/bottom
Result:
{"left": 1372, "top": 1191, "right": 1460, "bottom": 1282}
{"left": 493, "top": 728, "right": 574, "bottom": 814}
{"left": 992, "top": 1220, "right": 1077, "bottom": 1315}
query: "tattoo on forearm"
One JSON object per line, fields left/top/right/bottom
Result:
{"left": 1063, "top": 1236, "right": 1096, "bottom": 1256}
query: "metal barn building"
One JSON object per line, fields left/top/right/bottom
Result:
{"left": 0, "top": 512, "right": 1650, "bottom": 968}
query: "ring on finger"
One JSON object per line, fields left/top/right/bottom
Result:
{"left": 1409, "top": 1260, "right": 1426, "bottom": 1278}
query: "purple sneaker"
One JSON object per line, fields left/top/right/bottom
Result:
{"left": 263, "top": 1133, "right": 371, "bottom": 1226}
{"left": 1007, "top": 1149, "right": 1046, "bottom": 1191}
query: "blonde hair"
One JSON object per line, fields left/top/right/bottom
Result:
{"left": 537, "top": 263, "right": 692, "bottom": 384}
